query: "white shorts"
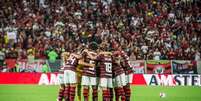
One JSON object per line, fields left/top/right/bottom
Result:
{"left": 113, "top": 73, "right": 127, "bottom": 87}
{"left": 100, "top": 78, "right": 113, "bottom": 88}
{"left": 81, "top": 75, "right": 97, "bottom": 86}
{"left": 125, "top": 74, "right": 133, "bottom": 84}
{"left": 64, "top": 70, "right": 77, "bottom": 84}
{"left": 58, "top": 73, "right": 64, "bottom": 84}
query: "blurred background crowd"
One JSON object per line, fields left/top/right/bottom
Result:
{"left": 0, "top": 0, "right": 201, "bottom": 72}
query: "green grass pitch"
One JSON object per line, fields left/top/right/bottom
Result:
{"left": 0, "top": 85, "right": 201, "bottom": 101}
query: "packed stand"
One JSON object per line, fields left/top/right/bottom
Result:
{"left": 0, "top": 0, "right": 201, "bottom": 72}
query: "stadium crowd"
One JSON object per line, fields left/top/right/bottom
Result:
{"left": 0, "top": 0, "right": 201, "bottom": 72}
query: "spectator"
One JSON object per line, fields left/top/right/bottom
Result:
{"left": 141, "top": 43, "right": 148, "bottom": 59}
{"left": 168, "top": 49, "right": 176, "bottom": 60}
{"left": 0, "top": 49, "right": 5, "bottom": 70}
{"left": 153, "top": 48, "right": 161, "bottom": 60}
{"left": 48, "top": 49, "right": 58, "bottom": 63}
{"left": 42, "top": 63, "right": 50, "bottom": 73}
{"left": 27, "top": 48, "right": 35, "bottom": 63}
{"left": 0, "top": 0, "right": 200, "bottom": 73}
{"left": 195, "top": 49, "right": 201, "bottom": 61}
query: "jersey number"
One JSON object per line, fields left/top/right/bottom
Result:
{"left": 104, "top": 62, "right": 112, "bottom": 73}
{"left": 89, "top": 60, "right": 95, "bottom": 70}
{"left": 67, "top": 56, "right": 76, "bottom": 65}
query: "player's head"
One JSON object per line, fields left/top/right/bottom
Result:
{"left": 88, "top": 42, "right": 98, "bottom": 51}
{"left": 76, "top": 44, "right": 85, "bottom": 54}
{"left": 112, "top": 51, "right": 122, "bottom": 64}
{"left": 62, "top": 52, "right": 70, "bottom": 62}
{"left": 99, "top": 44, "right": 106, "bottom": 51}
{"left": 112, "top": 39, "right": 121, "bottom": 51}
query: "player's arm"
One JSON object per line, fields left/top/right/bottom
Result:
{"left": 71, "top": 53, "right": 82, "bottom": 59}
{"left": 99, "top": 51, "right": 112, "bottom": 55}
{"left": 78, "top": 59, "right": 95, "bottom": 67}
{"left": 76, "top": 65, "right": 83, "bottom": 77}
{"left": 76, "top": 68, "right": 83, "bottom": 73}
{"left": 86, "top": 51, "right": 97, "bottom": 60}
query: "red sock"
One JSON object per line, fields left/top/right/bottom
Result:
{"left": 57, "top": 87, "right": 64, "bottom": 101}
{"left": 83, "top": 88, "right": 89, "bottom": 101}
{"left": 124, "top": 85, "right": 131, "bottom": 101}
{"left": 121, "top": 95, "right": 126, "bottom": 101}
{"left": 69, "top": 86, "right": 76, "bottom": 101}
{"left": 109, "top": 88, "right": 113, "bottom": 101}
{"left": 103, "top": 89, "right": 110, "bottom": 101}
{"left": 92, "top": 87, "right": 98, "bottom": 101}
{"left": 114, "top": 87, "right": 119, "bottom": 101}
{"left": 107, "top": 89, "right": 111, "bottom": 101}
{"left": 64, "top": 86, "right": 69, "bottom": 100}
{"left": 119, "top": 87, "right": 126, "bottom": 101}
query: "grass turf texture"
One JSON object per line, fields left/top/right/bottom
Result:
{"left": 0, "top": 85, "right": 201, "bottom": 101}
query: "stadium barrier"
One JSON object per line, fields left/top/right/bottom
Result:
{"left": 0, "top": 73, "right": 200, "bottom": 86}
{"left": 13, "top": 59, "right": 201, "bottom": 74}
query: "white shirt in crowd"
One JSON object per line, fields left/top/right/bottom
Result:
{"left": 141, "top": 45, "right": 148, "bottom": 54}
{"left": 195, "top": 51, "right": 200, "bottom": 61}
{"left": 153, "top": 51, "right": 161, "bottom": 60}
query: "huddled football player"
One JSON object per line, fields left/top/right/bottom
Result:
{"left": 81, "top": 44, "right": 98, "bottom": 101}
{"left": 97, "top": 46, "right": 113, "bottom": 101}
{"left": 57, "top": 52, "right": 70, "bottom": 101}
{"left": 56, "top": 42, "right": 132, "bottom": 101}
{"left": 62, "top": 50, "right": 81, "bottom": 101}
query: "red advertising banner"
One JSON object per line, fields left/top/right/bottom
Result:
{"left": 0, "top": 73, "right": 41, "bottom": 84}
{"left": 0, "top": 73, "right": 200, "bottom": 86}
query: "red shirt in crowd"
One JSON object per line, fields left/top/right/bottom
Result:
{"left": 5, "top": 59, "right": 17, "bottom": 69}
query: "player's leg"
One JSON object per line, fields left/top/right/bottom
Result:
{"left": 63, "top": 70, "right": 70, "bottom": 101}
{"left": 113, "top": 77, "right": 119, "bottom": 101}
{"left": 102, "top": 87, "right": 110, "bottom": 101}
{"left": 108, "top": 78, "right": 113, "bottom": 101}
{"left": 82, "top": 76, "right": 90, "bottom": 101}
{"left": 57, "top": 73, "right": 65, "bottom": 101}
{"left": 119, "top": 73, "right": 127, "bottom": 101}
{"left": 119, "top": 87, "right": 126, "bottom": 101}
{"left": 77, "top": 76, "right": 82, "bottom": 101}
{"left": 57, "top": 84, "right": 65, "bottom": 101}
{"left": 109, "top": 88, "right": 113, "bottom": 101}
{"left": 114, "top": 87, "right": 119, "bottom": 101}
{"left": 69, "top": 84, "right": 76, "bottom": 101}
{"left": 116, "top": 74, "right": 126, "bottom": 101}
{"left": 100, "top": 78, "right": 110, "bottom": 101}
{"left": 123, "top": 84, "right": 131, "bottom": 101}
{"left": 90, "top": 77, "right": 98, "bottom": 101}
{"left": 64, "top": 84, "right": 70, "bottom": 101}
{"left": 83, "top": 86, "right": 89, "bottom": 101}
{"left": 68, "top": 70, "right": 77, "bottom": 101}
{"left": 92, "top": 86, "right": 98, "bottom": 101}
{"left": 114, "top": 75, "right": 121, "bottom": 101}
{"left": 123, "top": 74, "right": 131, "bottom": 101}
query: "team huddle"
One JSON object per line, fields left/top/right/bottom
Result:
{"left": 57, "top": 43, "right": 133, "bottom": 101}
